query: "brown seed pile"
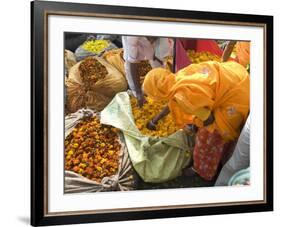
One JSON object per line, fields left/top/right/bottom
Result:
{"left": 79, "top": 57, "right": 108, "bottom": 89}
{"left": 136, "top": 60, "right": 152, "bottom": 84}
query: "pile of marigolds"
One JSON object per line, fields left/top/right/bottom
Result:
{"left": 187, "top": 50, "right": 221, "bottom": 63}
{"left": 79, "top": 57, "right": 108, "bottom": 89}
{"left": 81, "top": 39, "right": 110, "bottom": 54}
{"left": 65, "top": 116, "right": 120, "bottom": 182}
{"left": 130, "top": 96, "right": 179, "bottom": 137}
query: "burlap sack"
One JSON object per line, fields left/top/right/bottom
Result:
{"left": 66, "top": 56, "right": 128, "bottom": 113}
{"left": 64, "top": 109, "right": 136, "bottom": 193}
{"left": 102, "top": 48, "right": 125, "bottom": 76}
{"left": 64, "top": 49, "right": 77, "bottom": 75}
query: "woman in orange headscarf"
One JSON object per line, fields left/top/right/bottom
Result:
{"left": 143, "top": 61, "right": 250, "bottom": 180}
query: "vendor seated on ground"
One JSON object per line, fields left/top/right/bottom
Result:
{"left": 142, "top": 61, "right": 250, "bottom": 181}
{"left": 122, "top": 36, "right": 173, "bottom": 107}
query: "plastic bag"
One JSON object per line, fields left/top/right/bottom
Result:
{"left": 75, "top": 39, "right": 117, "bottom": 61}
{"left": 100, "top": 92, "right": 192, "bottom": 183}
{"left": 64, "top": 109, "right": 136, "bottom": 193}
{"left": 66, "top": 56, "right": 128, "bottom": 113}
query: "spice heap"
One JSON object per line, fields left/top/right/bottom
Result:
{"left": 136, "top": 60, "right": 152, "bottom": 84}
{"left": 81, "top": 39, "right": 110, "bottom": 54}
{"left": 187, "top": 50, "right": 221, "bottom": 63}
{"left": 79, "top": 57, "right": 108, "bottom": 89}
{"left": 130, "top": 96, "right": 179, "bottom": 137}
{"left": 65, "top": 116, "right": 120, "bottom": 182}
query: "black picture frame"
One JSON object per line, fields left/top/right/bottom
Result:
{"left": 31, "top": 0, "right": 273, "bottom": 226}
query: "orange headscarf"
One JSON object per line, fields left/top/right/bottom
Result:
{"left": 143, "top": 68, "right": 176, "bottom": 101}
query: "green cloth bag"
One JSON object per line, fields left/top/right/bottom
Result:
{"left": 101, "top": 92, "right": 192, "bottom": 183}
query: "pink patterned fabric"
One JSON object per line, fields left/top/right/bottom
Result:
{"left": 193, "top": 127, "right": 225, "bottom": 181}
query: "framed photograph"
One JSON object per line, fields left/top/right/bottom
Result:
{"left": 31, "top": 0, "right": 273, "bottom": 226}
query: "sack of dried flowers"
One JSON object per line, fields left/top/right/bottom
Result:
{"left": 66, "top": 56, "right": 128, "bottom": 113}
{"left": 64, "top": 108, "right": 136, "bottom": 193}
{"left": 75, "top": 39, "right": 117, "bottom": 61}
{"left": 101, "top": 92, "right": 193, "bottom": 183}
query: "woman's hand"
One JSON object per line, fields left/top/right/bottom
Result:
{"left": 146, "top": 120, "right": 156, "bottom": 131}
{"left": 146, "top": 106, "right": 170, "bottom": 130}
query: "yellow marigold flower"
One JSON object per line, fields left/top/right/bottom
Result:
{"left": 79, "top": 163, "right": 87, "bottom": 169}
{"left": 73, "top": 143, "right": 79, "bottom": 148}
{"left": 78, "top": 168, "right": 84, "bottom": 174}
{"left": 100, "top": 158, "right": 107, "bottom": 164}
{"left": 82, "top": 39, "right": 109, "bottom": 54}
{"left": 67, "top": 150, "right": 74, "bottom": 156}
{"left": 96, "top": 166, "right": 102, "bottom": 171}
{"left": 108, "top": 150, "right": 114, "bottom": 155}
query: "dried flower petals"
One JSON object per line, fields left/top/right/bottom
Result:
{"left": 79, "top": 57, "right": 108, "bottom": 89}
{"left": 65, "top": 116, "right": 121, "bottom": 182}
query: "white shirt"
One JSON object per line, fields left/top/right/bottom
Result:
{"left": 122, "top": 36, "right": 173, "bottom": 95}
{"left": 122, "top": 36, "right": 155, "bottom": 63}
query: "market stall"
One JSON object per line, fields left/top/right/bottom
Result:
{"left": 64, "top": 34, "right": 250, "bottom": 192}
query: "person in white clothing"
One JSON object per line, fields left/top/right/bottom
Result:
{"left": 122, "top": 36, "right": 173, "bottom": 107}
